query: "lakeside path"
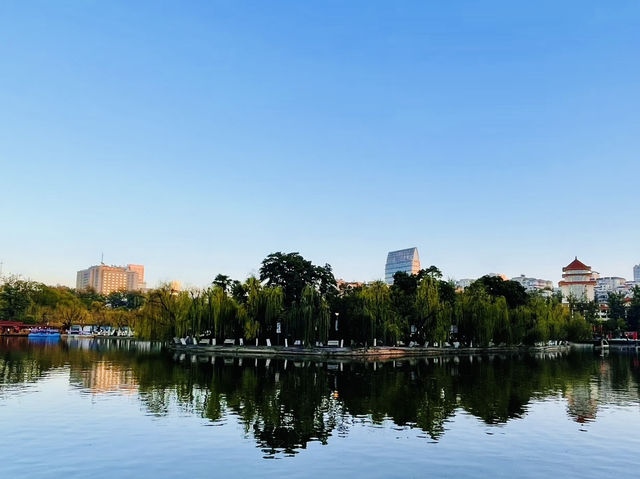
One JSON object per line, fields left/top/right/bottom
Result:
{"left": 170, "top": 343, "right": 572, "bottom": 360}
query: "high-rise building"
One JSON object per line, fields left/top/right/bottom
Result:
{"left": 127, "top": 264, "right": 145, "bottom": 286}
{"left": 558, "top": 257, "right": 597, "bottom": 303}
{"left": 384, "top": 247, "right": 420, "bottom": 284}
{"left": 76, "top": 264, "right": 146, "bottom": 295}
{"left": 634, "top": 264, "right": 640, "bottom": 283}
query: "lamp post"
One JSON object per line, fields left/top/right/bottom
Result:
{"left": 335, "top": 312, "right": 339, "bottom": 333}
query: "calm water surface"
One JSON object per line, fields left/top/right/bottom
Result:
{"left": 1, "top": 337, "right": 639, "bottom": 478}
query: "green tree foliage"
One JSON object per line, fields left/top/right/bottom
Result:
{"left": 567, "top": 312, "right": 592, "bottom": 341}
{"left": 627, "top": 286, "right": 640, "bottom": 331}
{"left": 492, "top": 297, "right": 511, "bottom": 345}
{"left": 107, "top": 291, "right": 144, "bottom": 310}
{"left": 136, "top": 285, "right": 191, "bottom": 340}
{"left": 286, "top": 286, "right": 329, "bottom": 345}
{"left": 245, "top": 277, "right": 283, "bottom": 340}
{"left": 607, "top": 292, "right": 626, "bottom": 323}
{"left": 259, "top": 252, "right": 337, "bottom": 305}
{"left": 52, "top": 301, "right": 89, "bottom": 330}
{"left": 415, "top": 276, "right": 449, "bottom": 345}
{"left": 212, "top": 274, "right": 233, "bottom": 293}
{"left": 1, "top": 257, "right": 603, "bottom": 345}
{"left": 205, "top": 286, "right": 240, "bottom": 340}
{"left": 333, "top": 285, "right": 367, "bottom": 345}
{"left": 390, "top": 271, "right": 418, "bottom": 335}
{"left": 0, "top": 276, "right": 38, "bottom": 322}
{"left": 361, "top": 281, "right": 403, "bottom": 344}
{"left": 473, "top": 275, "right": 528, "bottom": 308}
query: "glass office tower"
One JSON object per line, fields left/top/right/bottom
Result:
{"left": 385, "top": 247, "right": 421, "bottom": 284}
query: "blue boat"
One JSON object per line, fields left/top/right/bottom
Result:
{"left": 28, "top": 328, "right": 61, "bottom": 339}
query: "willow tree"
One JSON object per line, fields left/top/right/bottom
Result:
{"left": 137, "top": 285, "right": 191, "bottom": 340}
{"left": 455, "top": 287, "right": 493, "bottom": 346}
{"left": 547, "top": 302, "right": 570, "bottom": 341}
{"left": 51, "top": 301, "right": 89, "bottom": 330}
{"left": 187, "top": 290, "right": 204, "bottom": 338}
{"left": 301, "top": 285, "right": 329, "bottom": 345}
{"left": 284, "top": 286, "right": 329, "bottom": 345}
{"left": 492, "top": 296, "right": 511, "bottom": 345}
{"left": 415, "top": 277, "right": 450, "bottom": 345}
{"left": 361, "top": 281, "right": 399, "bottom": 345}
{"left": 510, "top": 306, "right": 530, "bottom": 345}
{"left": 245, "top": 277, "right": 283, "bottom": 340}
{"left": 207, "top": 286, "right": 240, "bottom": 339}
{"left": 567, "top": 312, "right": 592, "bottom": 341}
{"left": 528, "top": 296, "right": 554, "bottom": 344}
{"left": 476, "top": 298, "right": 495, "bottom": 347}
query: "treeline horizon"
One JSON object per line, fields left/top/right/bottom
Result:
{"left": 2, "top": 251, "right": 639, "bottom": 345}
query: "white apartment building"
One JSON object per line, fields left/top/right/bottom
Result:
{"left": 455, "top": 279, "right": 475, "bottom": 290}
{"left": 511, "top": 275, "right": 554, "bottom": 294}
{"left": 594, "top": 276, "right": 627, "bottom": 303}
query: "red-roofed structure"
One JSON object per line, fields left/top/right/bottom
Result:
{"left": 0, "top": 321, "right": 31, "bottom": 335}
{"left": 559, "top": 257, "right": 596, "bottom": 303}
{"left": 563, "top": 257, "right": 591, "bottom": 272}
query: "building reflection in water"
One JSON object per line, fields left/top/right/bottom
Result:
{"left": 2, "top": 337, "right": 640, "bottom": 455}
{"left": 566, "top": 382, "right": 599, "bottom": 423}
{"left": 71, "top": 361, "right": 138, "bottom": 395}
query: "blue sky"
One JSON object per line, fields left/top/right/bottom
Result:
{"left": 1, "top": 1, "right": 639, "bottom": 288}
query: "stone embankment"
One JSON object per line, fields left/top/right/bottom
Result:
{"left": 170, "top": 343, "right": 571, "bottom": 360}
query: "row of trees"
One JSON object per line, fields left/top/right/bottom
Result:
{"left": 601, "top": 290, "right": 640, "bottom": 333}
{"left": 335, "top": 271, "right": 593, "bottom": 346}
{"left": 135, "top": 252, "right": 333, "bottom": 344}
{"left": 5, "top": 252, "right": 638, "bottom": 345}
{"left": 0, "top": 276, "right": 141, "bottom": 330}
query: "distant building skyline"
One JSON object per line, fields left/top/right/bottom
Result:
{"left": 595, "top": 276, "right": 628, "bottom": 303}
{"left": 2, "top": 253, "right": 640, "bottom": 294}
{"left": 511, "top": 275, "right": 554, "bottom": 294}
{"left": 454, "top": 274, "right": 554, "bottom": 296}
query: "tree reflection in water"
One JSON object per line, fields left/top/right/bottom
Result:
{"left": 1, "top": 337, "right": 639, "bottom": 455}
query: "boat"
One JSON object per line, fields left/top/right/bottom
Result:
{"left": 68, "top": 325, "right": 82, "bottom": 335}
{"left": 28, "top": 328, "right": 61, "bottom": 339}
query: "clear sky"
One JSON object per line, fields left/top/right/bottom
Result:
{"left": 1, "top": 1, "right": 639, "bottom": 288}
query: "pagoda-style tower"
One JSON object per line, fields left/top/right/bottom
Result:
{"left": 559, "top": 257, "right": 597, "bottom": 303}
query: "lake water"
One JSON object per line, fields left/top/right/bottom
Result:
{"left": 1, "top": 337, "right": 639, "bottom": 478}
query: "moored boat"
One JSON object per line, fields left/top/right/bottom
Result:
{"left": 28, "top": 328, "right": 61, "bottom": 339}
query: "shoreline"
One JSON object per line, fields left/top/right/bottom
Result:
{"left": 169, "top": 343, "right": 572, "bottom": 360}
